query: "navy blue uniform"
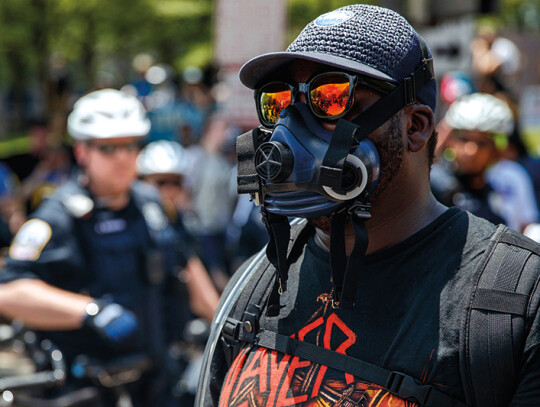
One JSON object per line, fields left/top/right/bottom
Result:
{"left": 0, "top": 178, "right": 192, "bottom": 405}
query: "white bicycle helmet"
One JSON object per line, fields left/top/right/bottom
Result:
{"left": 137, "top": 140, "right": 189, "bottom": 176}
{"left": 444, "top": 93, "right": 514, "bottom": 136}
{"left": 68, "top": 89, "right": 151, "bottom": 140}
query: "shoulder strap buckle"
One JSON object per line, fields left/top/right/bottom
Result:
{"left": 239, "top": 304, "right": 261, "bottom": 344}
{"left": 222, "top": 317, "right": 241, "bottom": 343}
{"left": 386, "top": 371, "right": 432, "bottom": 405}
{"left": 221, "top": 317, "right": 243, "bottom": 366}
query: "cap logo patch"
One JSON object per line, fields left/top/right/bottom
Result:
{"left": 314, "top": 10, "right": 354, "bottom": 27}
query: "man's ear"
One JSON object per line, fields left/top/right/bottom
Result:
{"left": 73, "top": 142, "right": 89, "bottom": 167}
{"left": 404, "top": 104, "right": 435, "bottom": 152}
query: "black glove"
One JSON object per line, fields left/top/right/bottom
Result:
{"left": 83, "top": 300, "right": 139, "bottom": 347}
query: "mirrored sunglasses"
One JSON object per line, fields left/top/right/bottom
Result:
{"left": 155, "top": 178, "right": 183, "bottom": 188}
{"left": 89, "top": 141, "right": 141, "bottom": 156}
{"left": 255, "top": 71, "right": 396, "bottom": 128}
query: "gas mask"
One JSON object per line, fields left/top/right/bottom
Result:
{"left": 238, "top": 102, "right": 380, "bottom": 219}
{"left": 236, "top": 58, "right": 435, "bottom": 313}
{"left": 236, "top": 101, "right": 381, "bottom": 314}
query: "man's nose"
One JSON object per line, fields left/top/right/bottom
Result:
{"left": 295, "top": 82, "right": 309, "bottom": 104}
{"left": 296, "top": 92, "right": 308, "bottom": 103}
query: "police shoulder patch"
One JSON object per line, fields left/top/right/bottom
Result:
{"left": 63, "top": 194, "right": 94, "bottom": 218}
{"left": 9, "top": 219, "right": 52, "bottom": 261}
{"left": 142, "top": 202, "right": 168, "bottom": 231}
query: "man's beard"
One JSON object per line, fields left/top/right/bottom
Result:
{"left": 369, "top": 112, "right": 404, "bottom": 202}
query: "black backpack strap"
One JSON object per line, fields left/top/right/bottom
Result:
{"left": 241, "top": 329, "right": 466, "bottom": 407}
{"left": 461, "top": 225, "right": 540, "bottom": 407}
{"left": 220, "top": 258, "right": 274, "bottom": 366}
{"left": 221, "top": 219, "right": 313, "bottom": 364}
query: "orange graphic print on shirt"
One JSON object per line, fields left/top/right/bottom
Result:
{"left": 219, "top": 293, "right": 418, "bottom": 407}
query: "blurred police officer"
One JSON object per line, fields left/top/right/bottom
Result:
{"left": 137, "top": 140, "right": 219, "bottom": 323}
{"left": 0, "top": 89, "right": 184, "bottom": 406}
{"left": 433, "top": 93, "right": 539, "bottom": 233}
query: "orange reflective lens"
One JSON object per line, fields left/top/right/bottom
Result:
{"left": 310, "top": 74, "right": 350, "bottom": 117}
{"left": 257, "top": 72, "right": 356, "bottom": 127}
{"left": 259, "top": 83, "right": 292, "bottom": 126}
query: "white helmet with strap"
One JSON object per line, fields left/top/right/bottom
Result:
{"left": 444, "top": 92, "right": 514, "bottom": 136}
{"left": 68, "top": 88, "right": 151, "bottom": 140}
{"left": 137, "top": 140, "right": 189, "bottom": 177}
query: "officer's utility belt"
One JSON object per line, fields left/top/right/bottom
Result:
{"left": 223, "top": 302, "right": 466, "bottom": 407}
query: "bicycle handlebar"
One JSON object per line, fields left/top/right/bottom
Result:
{"left": 0, "top": 370, "right": 64, "bottom": 392}
{"left": 0, "top": 333, "right": 67, "bottom": 393}
{"left": 71, "top": 353, "right": 152, "bottom": 388}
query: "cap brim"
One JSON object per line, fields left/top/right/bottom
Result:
{"left": 239, "top": 51, "right": 397, "bottom": 89}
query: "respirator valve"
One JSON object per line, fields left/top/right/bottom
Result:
{"left": 255, "top": 141, "right": 293, "bottom": 182}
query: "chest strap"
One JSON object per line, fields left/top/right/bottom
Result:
{"left": 253, "top": 329, "right": 466, "bottom": 407}
{"left": 225, "top": 305, "right": 467, "bottom": 407}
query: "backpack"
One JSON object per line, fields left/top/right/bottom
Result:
{"left": 212, "top": 221, "right": 540, "bottom": 407}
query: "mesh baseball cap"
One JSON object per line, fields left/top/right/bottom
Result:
{"left": 239, "top": 4, "right": 437, "bottom": 111}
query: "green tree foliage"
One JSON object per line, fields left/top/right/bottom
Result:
{"left": 0, "top": 0, "right": 537, "bottom": 134}
{"left": 0, "top": 0, "right": 213, "bottom": 92}
{"left": 0, "top": 0, "right": 213, "bottom": 133}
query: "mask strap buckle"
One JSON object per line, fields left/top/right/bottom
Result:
{"left": 348, "top": 195, "right": 372, "bottom": 221}
{"left": 331, "top": 297, "right": 341, "bottom": 310}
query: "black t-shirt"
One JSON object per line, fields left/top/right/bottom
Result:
{"left": 217, "top": 208, "right": 540, "bottom": 406}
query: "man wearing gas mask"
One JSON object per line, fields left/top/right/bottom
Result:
{"left": 197, "top": 5, "right": 540, "bottom": 407}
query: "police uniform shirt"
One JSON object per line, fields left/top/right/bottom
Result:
{"left": 0, "top": 179, "right": 184, "bottom": 362}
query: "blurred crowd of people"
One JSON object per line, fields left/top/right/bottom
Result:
{"left": 0, "top": 31, "right": 537, "bottom": 314}
{"left": 0, "top": 27, "right": 538, "bottom": 405}
{"left": 0, "top": 54, "right": 268, "bottom": 286}
{"left": 0, "top": 61, "right": 267, "bottom": 404}
{"left": 430, "top": 29, "right": 540, "bottom": 242}
{"left": 0, "top": 58, "right": 269, "bottom": 405}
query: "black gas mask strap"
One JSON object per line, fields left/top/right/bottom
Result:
{"left": 265, "top": 218, "right": 315, "bottom": 317}
{"left": 351, "top": 60, "right": 434, "bottom": 137}
{"left": 329, "top": 211, "right": 348, "bottom": 307}
{"left": 319, "top": 120, "right": 359, "bottom": 188}
{"left": 261, "top": 208, "right": 290, "bottom": 316}
{"left": 340, "top": 214, "right": 369, "bottom": 309}
{"left": 262, "top": 209, "right": 291, "bottom": 288}
{"left": 318, "top": 60, "right": 433, "bottom": 189}
{"left": 237, "top": 128, "right": 263, "bottom": 194}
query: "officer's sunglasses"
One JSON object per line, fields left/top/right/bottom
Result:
{"left": 155, "top": 178, "right": 183, "bottom": 188}
{"left": 255, "top": 71, "right": 397, "bottom": 128}
{"left": 88, "top": 141, "right": 141, "bottom": 156}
